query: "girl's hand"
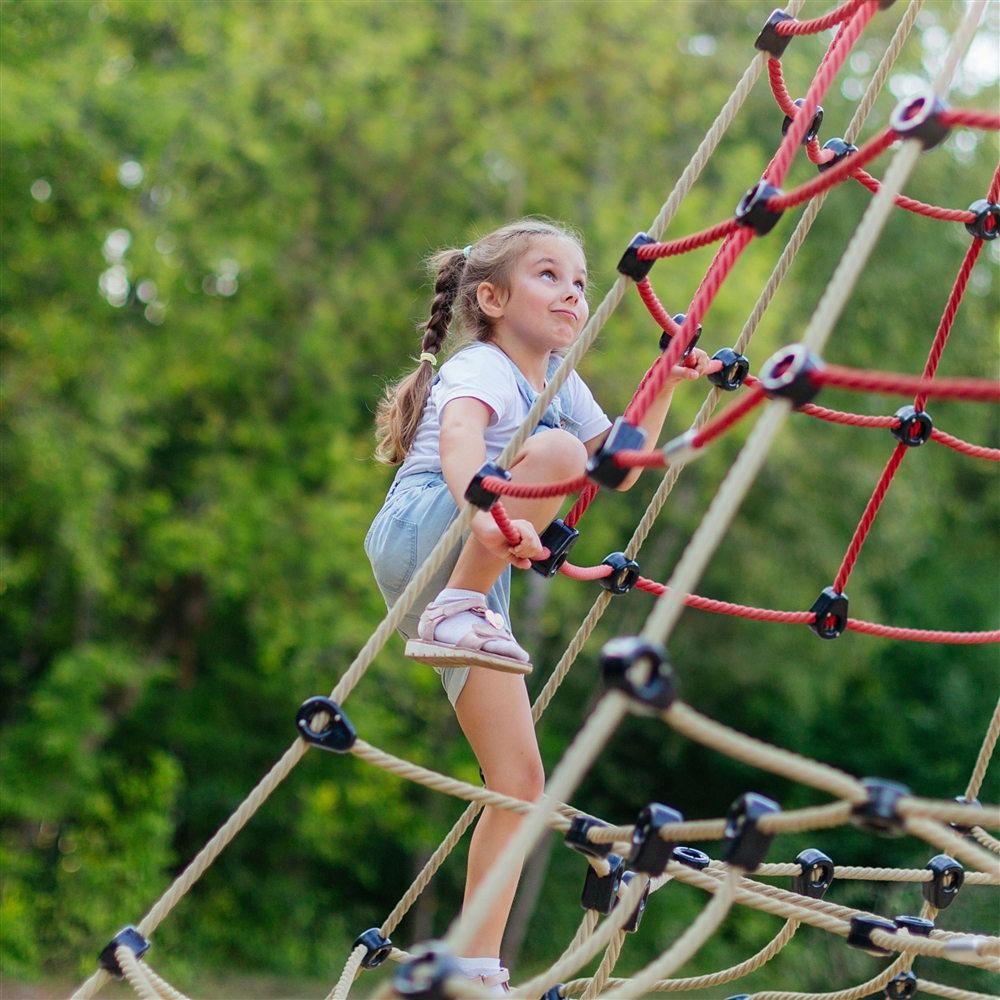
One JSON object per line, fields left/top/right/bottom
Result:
{"left": 664, "top": 347, "right": 723, "bottom": 388}
{"left": 471, "top": 511, "right": 548, "bottom": 570}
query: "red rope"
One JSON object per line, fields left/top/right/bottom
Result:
{"left": 939, "top": 109, "right": 1000, "bottom": 132}
{"left": 930, "top": 429, "right": 1000, "bottom": 462}
{"left": 560, "top": 562, "right": 613, "bottom": 581}
{"left": 845, "top": 621, "right": 1000, "bottom": 644}
{"left": 833, "top": 442, "right": 907, "bottom": 592}
{"left": 635, "top": 278, "right": 681, "bottom": 334}
{"left": 480, "top": 473, "right": 589, "bottom": 501}
{"left": 612, "top": 449, "right": 667, "bottom": 469}
{"left": 490, "top": 501, "right": 523, "bottom": 546}
{"left": 798, "top": 403, "right": 896, "bottom": 428}
{"left": 851, "top": 169, "right": 976, "bottom": 223}
{"left": 635, "top": 219, "right": 739, "bottom": 260}
{"left": 767, "top": 58, "right": 799, "bottom": 117}
{"left": 564, "top": 483, "right": 599, "bottom": 529}
{"left": 812, "top": 366, "right": 1000, "bottom": 403}
{"left": 691, "top": 386, "right": 767, "bottom": 448}
{"left": 774, "top": 0, "right": 869, "bottom": 35}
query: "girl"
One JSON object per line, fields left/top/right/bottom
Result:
{"left": 365, "top": 219, "right": 716, "bottom": 991}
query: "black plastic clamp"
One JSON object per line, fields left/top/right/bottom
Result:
{"left": 619, "top": 870, "right": 650, "bottom": 933}
{"left": 531, "top": 518, "right": 580, "bottom": 578}
{"left": 565, "top": 815, "right": 613, "bottom": 859}
{"left": 950, "top": 794, "right": 983, "bottom": 834}
{"left": 758, "top": 343, "right": 823, "bottom": 408}
{"left": 891, "top": 405, "right": 933, "bottom": 447}
{"left": 600, "top": 553, "right": 641, "bottom": 595}
{"left": 541, "top": 987, "right": 565, "bottom": 1000}
{"left": 851, "top": 777, "right": 911, "bottom": 836}
{"left": 97, "top": 926, "right": 151, "bottom": 980}
{"left": 393, "top": 942, "right": 462, "bottom": 999}
{"left": 628, "top": 802, "right": 684, "bottom": 875}
{"left": 894, "top": 915, "right": 933, "bottom": 936}
{"left": 791, "top": 848, "right": 834, "bottom": 899}
{"left": 922, "top": 854, "right": 964, "bottom": 909}
{"left": 464, "top": 461, "right": 511, "bottom": 511}
{"left": 847, "top": 915, "right": 897, "bottom": 957}
{"left": 617, "top": 232, "right": 658, "bottom": 281}
{"left": 966, "top": 199, "right": 1000, "bottom": 241}
{"left": 808, "top": 587, "right": 848, "bottom": 640}
{"left": 818, "top": 137, "right": 859, "bottom": 173}
{"left": 889, "top": 90, "right": 951, "bottom": 150}
{"left": 581, "top": 853, "right": 625, "bottom": 913}
{"left": 884, "top": 972, "right": 918, "bottom": 1000}
{"left": 353, "top": 928, "right": 393, "bottom": 970}
{"left": 782, "top": 99, "right": 824, "bottom": 145}
{"left": 707, "top": 348, "right": 750, "bottom": 392}
{"left": 600, "top": 636, "right": 675, "bottom": 711}
{"left": 296, "top": 696, "right": 357, "bottom": 753}
{"left": 735, "top": 181, "right": 785, "bottom": 236}
{"left": 586, "top": 417, "right": 648, "bottom": 490}
{"left": 659, "top": 314, "right": 702, "bottom": 356}
{"left": 755, "top": 9, "right": 796, "bottom": 58}
{"left": 722, "top": 792, "right": 780, "bottom": 871}
{"left": 672, "top": 845, "right": 711, "bottom": 870}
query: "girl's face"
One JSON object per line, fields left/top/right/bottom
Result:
{"left": 479, "top": 236, "right": 589, "bottom": 354}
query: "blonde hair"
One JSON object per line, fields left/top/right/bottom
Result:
{"left": 374, "top": 219, "right": 584, "bottom": 465}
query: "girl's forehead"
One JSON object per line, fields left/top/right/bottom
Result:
{"left": 522, "top": 236, "right": 587, "bottom": 273}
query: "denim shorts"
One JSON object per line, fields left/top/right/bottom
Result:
{"left": 364, "top": 471, "right": 512, "bottom": 707}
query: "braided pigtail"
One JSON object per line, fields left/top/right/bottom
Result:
{"left": 374, "top": 248, "right": 467, "bottom": 464}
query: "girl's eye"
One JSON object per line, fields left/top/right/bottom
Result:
{"left": 540, "top": 269, "right": 555, "bottom": 281}
{"left": 574, "top": 280, "right": 585, "bottom": 291}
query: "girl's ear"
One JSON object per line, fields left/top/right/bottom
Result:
{"left": 477, "top": 281, "right": 506, "bottom": 320}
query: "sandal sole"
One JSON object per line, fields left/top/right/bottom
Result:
{"left": 404, "top": 640, "right": 533, "bottom": 675}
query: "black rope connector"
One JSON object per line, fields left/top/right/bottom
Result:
{"left": 781, "top": 99, "right": 823, "bottom": 145}
{"left": 565, "top": 815, "right": 613, "bottom": 858}
{"left": 600, "top": 636, "right": 675, "bottom": 711}
{"left": 707, "top": 348, "right": 750, "bottom": 392}
{"left": 672, "top": 845, "right": 711, "bottom": 870}
{"left": 619, "top": 870, "right": 650, "bottom": 933}
{"left": 600, "top": 552, "right": 640, "bottom": 595}
{"left": 617, "top": 232, "right": 658, "bottom": 281}
{"left": 755, "top": 9, "right": 796, "bottom": 58}
{"left": 758, "top": 343, "right": 823, "bottom": 408}
{"left": 531, "top": 518, "right": 579, "bottom": 578}
{"left": 851, "top": 777, "right": 911, "bottom": 836}
{"left": 818, "top": 138, "right": 859, "bottom": 173}
{"left": 966, "top": 199, "right": 1000, "bottom": 241}
{"left": 393, "top": 941, "right": 462, "bottom": 999}
{"left": 891, "top": 405, "right": 933, "bottom": 447}
{"left": 847, "top": 914, "right": 897, "bottom": 956}
{"left": 464, "top": 461, "right": 511, "bottom": 511}
{"left": 950, "top": 794, "right": 983, "bottom": 834}
{"left": 586, "top": 417, "right": 648, "bottom": 490}
{"left": 580, "top": 852, "right": 625, "bottom": 913}
{"left": 735, "top": 180, "right": 785, "bottom": 236}
{"left": 659, "top": 314, "right": 702, "bottom": 356}
{"left": 628, "top": 802, "right": 684, "bottom": 875}
{"left": 808, "top": 587, "right": 848, "bottom": 640}
{"left": 791, "top": 848, "right": 834, "bottom": 899}
{"left": 884, "top": 972, "right": 918, "bottom": 1000}
{"left": 894, "top": 915, "right": 933, "bottom": 936}
{"left": 97, "top": 926, "right": 151, "bottom": 980}
{"left": 889, "top": 90, "right": 951, "bottom": 150}
{"left": 353, "top": 928, "right": 393, "bottom": 970}
{"left": 722, "top": 792, "right": 780, "bottom": 871}
{"left": 296, "top": 696, "right": 357, "bottom": 753}
{"left": 541, "top": 986, "right": 565, "bottom": 1000}
{"left": 922, "top": 854, "right": 964, "bottom": 909}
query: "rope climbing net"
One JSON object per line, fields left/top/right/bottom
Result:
{"left": 70, "top": 2, "right": 1000, "bottom": 998}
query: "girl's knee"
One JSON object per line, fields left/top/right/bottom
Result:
{"left": 521, "top": 429, "right": 588, "bottom": 477}
{"left": 488, "top": 752, "right": 545, "bottom": 802}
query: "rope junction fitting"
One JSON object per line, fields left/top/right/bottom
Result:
{"left": 70, "top": 3, "right": 999, "bottom": 999}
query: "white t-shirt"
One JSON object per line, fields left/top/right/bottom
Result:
{"left": 399, "top": 342, "right": 611, "bottom": 477}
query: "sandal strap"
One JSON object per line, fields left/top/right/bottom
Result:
{"left": 478, "top": 969, "right": 510, "bottom": 989}
{"left": 417, "top": 598, "right": 489, "bottom": 640}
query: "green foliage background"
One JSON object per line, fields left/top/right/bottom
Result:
{"left": 2, "top": 0, "right": 997, "bottom": 995}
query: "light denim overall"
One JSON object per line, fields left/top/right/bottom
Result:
{"left": 364, "top": 353, "right": 583, "bottom": 707}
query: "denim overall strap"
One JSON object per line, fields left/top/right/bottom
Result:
{"left": 507, "top": 354, "right": 584, "bottom": 437}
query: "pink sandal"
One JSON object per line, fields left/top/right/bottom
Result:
{"left": 404, "top": 598, "right": 532, "bottom": 675}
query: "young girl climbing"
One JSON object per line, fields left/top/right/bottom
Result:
{"left": 365, "top": 219, "right": 717, "bottom": 992}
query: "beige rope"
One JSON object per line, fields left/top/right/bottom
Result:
{"left": 905, "top": 816, "right": 1000, "bottom": 875}
{"left": 601, "top": 867, "right": 739, "bottom": 1000}
{"left": 329, "top": 945, "right": 366, "bottom": 1000}
{"left": 972, "top": 827, "right": 1000, "bottom": 854}
{"left": 137, "top": 964, "right": 190, "bottom": 1000}
{"left": 751, "top": 864, "right": 998, "bottom": 886}
{"left": 966, "top": 694, "right": 1000, "bottom": 802}
{"left": 899, "top": 798, "right": 999, "bottom": 829}
{"left": 749, "top": 952, "right": 912, "bottom": 1000}
{"left": 116, "top": 947, "right": 163, "bottom": 1000}
{"left": 917, "top": 980, "right": 1000, "bottom": 1000}
{"left": 580, "top": 928, "right": 626, "bottom": 1000}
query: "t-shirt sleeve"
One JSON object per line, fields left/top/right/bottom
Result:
{"left": 566, "top": 370, "right": 612, "bottom": 442}
{"left": 436, "top": 346, "right": 517, "bottom": 425}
